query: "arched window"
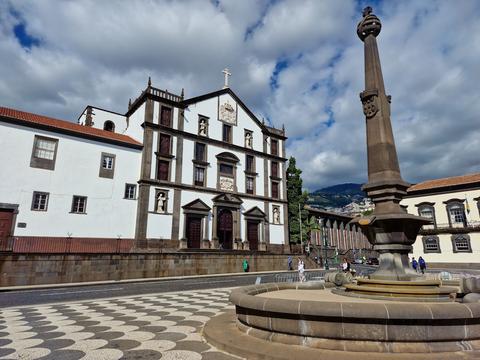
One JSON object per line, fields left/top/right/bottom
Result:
{"left": 422, "top": 236, "right": 440, "bottom": 253}
{"left": 103, "top": 120, "right": 115, "bottom": 132}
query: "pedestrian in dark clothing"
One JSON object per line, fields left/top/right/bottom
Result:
{"left": 412, "top": 257, "right": 418, "bottom": 272}
{"left": 287, "top": 256, "right": 293, "bottom": 271}
{"left": 419, "top": 256, "right": 426, "bottom": 274}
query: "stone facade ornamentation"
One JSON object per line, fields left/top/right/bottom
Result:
{"left": 219, "top": 101, "right": 236, "bottom": 125}
{"left": 245, "top": 132, "right": 252, "bottom": 148}
{"left": 156, "top": 191, "right": 167, "bottom": 213}
{"left": 219, "top": 176, "right": 234, "bottom": 192}
{"left": 273, "top": 207, "right": 280, "bottom": 224}
{"left": 360, "top": 89, "right": 379, "bottom": 118}
{"left": 199, "top": 118, "right": 208, "bottom": 136}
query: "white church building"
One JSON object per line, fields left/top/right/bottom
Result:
{"left": 0, "top": 75, "right": 289, "bottom": 253}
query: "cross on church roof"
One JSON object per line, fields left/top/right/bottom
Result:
{"left": 222, "top": 68, "right": 231, "bottom": 89}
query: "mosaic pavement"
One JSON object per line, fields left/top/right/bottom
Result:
{"left": 0, "top": 288, "right": 243, "bottom": 359}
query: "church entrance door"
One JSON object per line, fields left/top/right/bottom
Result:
{"left": 0, "top": 210, "right": 13, "bottom": 251}
{"left": 186, "top": 216, "right": 202, "bottom": 249}
{"left": 218, "top": 209, "right": 233, "bottom": 250}
{"left": 247, "top": 221, "right": 259, "bottom": 250}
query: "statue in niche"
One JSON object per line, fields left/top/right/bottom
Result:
{"left": 199, "top": 119, "right": 208, "bottom": 136}
{"left": 245, "top": 132, "right": 252, "bottom": 148}
{"left": 156, "top": 192, "right": 167, "bottom": 212}
{"left": 273, "top": 207, "right": 280, "bottom": 224}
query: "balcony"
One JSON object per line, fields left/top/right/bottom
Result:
{"left": 419, "top": 221, "right": 480, "bottom": 235}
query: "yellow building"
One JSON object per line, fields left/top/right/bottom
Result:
{"left": 401, "top": 173, "right": 480, "bottom": 268}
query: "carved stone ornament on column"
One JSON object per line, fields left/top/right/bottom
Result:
{"left": 360, "top": 89, "right": 379, "bottom": 118}
{"left": 219, "top": 101, "right": 236, "bottom": 125}
{"left": 219, "top": 176, "right": 234, "bottom": 191}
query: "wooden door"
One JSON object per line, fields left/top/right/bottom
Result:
{"left": 0, "top": 210, "right": 13, "bottom": 251}
{"left": 218, "top": 209, "right": 233, "bottom": 250}
{"left": 247, "top": 221, "right": 259, "bottom": 250}
{"left": 186, "top": 216, "right": 202, "bottom": 249}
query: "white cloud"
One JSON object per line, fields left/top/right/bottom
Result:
{"left": 1, "top": 0, "right": 480, "bottom": 191}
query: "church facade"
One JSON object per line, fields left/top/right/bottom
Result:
{"left": 0, "top": 79, "right": 289, "bottom": 253}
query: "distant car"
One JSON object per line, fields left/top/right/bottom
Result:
{"left": 353, "top": 259, "right": 363, "bottom": 264}
{"left": 367, "top": 257, "right": 379, "bottom": 265}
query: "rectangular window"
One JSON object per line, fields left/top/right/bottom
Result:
{"left": 99, "top": 153, "right": 116, "bottom": 178}
{"left": 71, "top": 196, "right": 87, "bottom": 214}
{"left": 271, "top": 161, "right": 279, "bottom": 177}
{"left": 449, "top": 207, "right": 465, "bottom": 226}
{"left": 246, "top": 155, "right": 255, "bottom": 172}
{"left": 219, "top": 163, "right": 233, "bottom": 175}
{"left": 194, "top": 167, "right": 205, "bottom": 186}
{"left": 30, "top": 135, "right": 58, "bottom": 170}
{"left": 157, "top": 160, "right": 170, "bottom": 181}
{"left": 159, "top": 134, "right": 171, "bottom": 155}
{"left": 246, "top": 176, "right": 254, "bottom": 194}
{"left": 223, "top": 124, "right": 232, "bottom": 143}
{"left": 195, "top": 143, "right": 206, "bottom": 161}
{"left": 271, "top": 181, "right": 279, "bottom": 199}
{"left": 453, "top": 235, "right": 471, "bottom": 252}
{"left": 271, "top": 139, "right": 278, "bottom": 156}
{"left": 32, "top": 192, "right": 49, "bottom": 211}
{"left": 102, "top": 156, "right": 114, "bottom": 169}
{"left": 160, "top": 107, "right": 172, "bottom": 127}
{"left": 124, "top": 184, "right": 136, "bottom": 199}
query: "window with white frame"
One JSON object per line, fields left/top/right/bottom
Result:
{"left": 102, "top": 155, "right": 114, "bottom": 169}
{"left": 99, "top": 152, "right": 116, "bottom": 178}
{"left": 417, "top": 203, "right": 436, "bottom": 228}
{"left": 71, "top": 196, "right": 87, "bottom": 214}
{"left": 194, "top": 166, "right": 205, "bottom": 186}
{"left": 124, "top": 184, "right": 136, "bottom": 199}
{"left": 446, "top": 202, "right": 466, "bottom": 228}
{"left": 30, "top": 135, "right": 58, "bottom": 170}
{"left": 32, "top": 192, "right": 49, "bottom": 211}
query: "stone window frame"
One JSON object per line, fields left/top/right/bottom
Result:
{"left": 31, "top": 191, "right": 49, "bottom": 211}
{"left": 244, "top": 154, "right": 257, "bottom": 196}
{"left": 245, "top": 175, "right": 255, "bottom": 195}
{"left": 192, "top": 142, "right": 209, "bottom": 187}
{"left": 216, "top": 152, "right": 239, "bottom": 193}
{"left": 244, "top": 129, "right": 253, "bottom": 149}
{"left": 422, "top": 235, "right": 441, "bottom": 253}
{"left": 222, "top": 123, "right": 232, "bottom": 143}
{"left": 154, "top": 188, "right": 169, "bottom": 214}
{"left": 30, "top": 135, "right": 59, "bottom": 171}
{"left": 451, "top": 234, "right": 472, "bottom": 253}
{"left": 158, "top": 132, "right": 172, "bottom": 156}
{"left": 415, "top": 202, "right": 436, "bottom": 228}
{"left": 70, "top": 195, "right": 87, "bottom": 214}
{"left": 156, "top": 159, "right": 171, "bottom": 181}
{"left": 444, "top": 199, "right": 467, "bottom": 228}
{"left": 124, "top": 183, "right": 137, "bottom": 200}
{"left": 198, "top": 115, "right": 209, "bottom": 137}
{"left": 270, "top": 139, "right": 279, "bottom": 156}
{"left": 99, "top": 152, "right": 116, "bottom": 179}
{"left": 271, "top": 180, "right": 280, "bottom": 199}
{"left": 159, "top": 105, "right": 173, "bottom": 127}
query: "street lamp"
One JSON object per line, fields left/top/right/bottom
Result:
{"left": 322, "top": 226, "right": 329, "bottom": 270}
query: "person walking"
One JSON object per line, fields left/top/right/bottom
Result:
{"left": 419, "top": 256, "right": 426, "bottom": 274}
{"left": 287, "top": 256, "right": 293, "bottom": 271}
{"left": 242, "top": 259, "right": 249, "bottom": 272}
{"left": 411, "top": 257, "right": 418, "bottom": 272}
{"left": 297, "top": 258, "right": 306, "bottom": 282}
{"left": 341, "top": 258, "right": 350, "bottom": 272}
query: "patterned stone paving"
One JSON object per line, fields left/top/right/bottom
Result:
{"left": 0, "top": 288, "right": 243, "bottom": 359}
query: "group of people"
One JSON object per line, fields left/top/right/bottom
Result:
{"left": 288, "top": 256, "right": 306, "bottom": 282}
{"left": 411, "top": 256, "right": 427, "bottom": 274}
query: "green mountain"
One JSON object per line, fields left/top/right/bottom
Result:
{"left": 307, "top": 183, "right": 366, "bottom": 209}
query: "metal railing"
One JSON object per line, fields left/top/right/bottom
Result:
{"left": 273, "top": 265, "right": 377, "bottom": 283}
{"left": 420, "top": 221, "right": 480, "bottom": 235}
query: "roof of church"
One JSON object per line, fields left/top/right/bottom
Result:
{"left": 407, "top": 173, "right": 480, "bottom": 193}
{"left": 0, "top": 106, "right": 142, "bottom": 148}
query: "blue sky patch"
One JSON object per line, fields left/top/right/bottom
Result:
{"left": 13, "top": 22, "right": 41, "bottom": 50}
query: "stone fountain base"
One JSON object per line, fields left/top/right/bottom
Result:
{"left": 203, "top": 283, "right": 480, "bottom": 359}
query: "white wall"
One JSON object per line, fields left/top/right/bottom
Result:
{"left": 80, "top": 108, "right": 128, "bottom": 135}
{"left": 0, "top": 122, "right": 141, "bottom": 238}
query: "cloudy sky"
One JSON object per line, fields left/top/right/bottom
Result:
{"left": 1, "top": 0, "right": 479, "bottom": 191}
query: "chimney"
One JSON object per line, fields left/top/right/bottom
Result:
{"left": 85, "top": 106, "right": 94, "bottom": 127}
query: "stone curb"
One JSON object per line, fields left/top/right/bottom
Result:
{"left": 0, "top": 269, "right": 320, "bottom": 292}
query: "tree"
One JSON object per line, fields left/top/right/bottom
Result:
{"left": 286, "top": 157, "right": 309, "bottom": 244}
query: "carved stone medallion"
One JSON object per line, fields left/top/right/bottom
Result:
{"left": 219, "top": 101, "right": 236, "bottom": 125}
{"left": 219, "top": 176, "right": 234, "bottom": 191}
{"left": 360, "top": 90, "right": 379, "bottom": 118}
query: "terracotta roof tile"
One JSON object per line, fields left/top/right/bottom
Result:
{"left": 408, "top": 173, "right": 480, "bottom": 192}
{"left": 0, "top": 106, "right": 142, "bottom": 147}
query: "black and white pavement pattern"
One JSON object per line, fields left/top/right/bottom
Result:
{"left": 0, "top": 288, "right": 242, "bottom": 360}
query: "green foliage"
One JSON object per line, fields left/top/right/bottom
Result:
{"left": 286, "top": 157, "right": 309, "bottom": 244}
{"left": 362, "top": 209, "right": 374, "bottom": 216}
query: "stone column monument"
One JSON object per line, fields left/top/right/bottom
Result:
{"left": 354, "top": 7, "right": 430, "bottom": 281}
